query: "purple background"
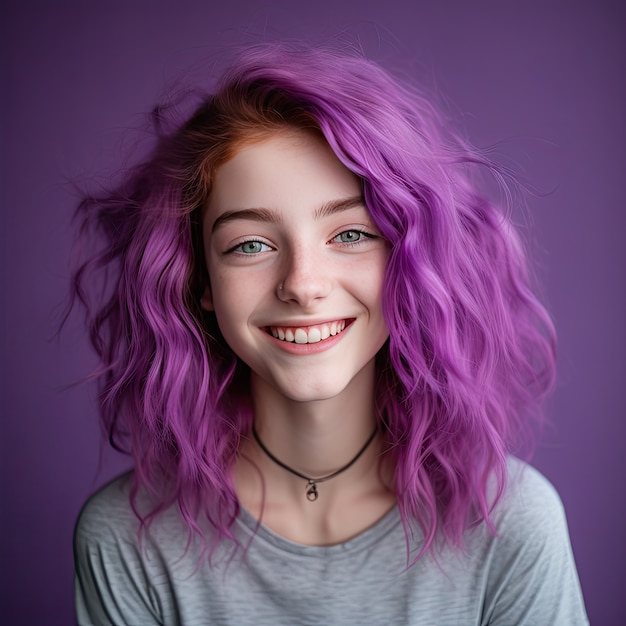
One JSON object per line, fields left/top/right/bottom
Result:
{"left": 1, "top": 1, "right": 624, "bottom": 624}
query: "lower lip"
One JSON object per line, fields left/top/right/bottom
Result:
{"left": 264, "top": 322, "right": 352, "bottom": 355}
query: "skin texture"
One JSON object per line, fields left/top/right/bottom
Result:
{"left": 201, "top": 130, "right": 395, "bottom": 543}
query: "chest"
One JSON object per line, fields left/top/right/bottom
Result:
{"left": 148, "top": 523, "right": 491, "bottom": 626}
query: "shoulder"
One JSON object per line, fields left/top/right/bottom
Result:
{"left": 485, "top": 457, "right": 574, "bottom": 561}
{"left": 495, "top": 457, "right": 566, "bottom": 531}
{"left": 463, "top": 457, "right": 577, "bottom": 574}
{"left": 74, "top": 471, "right": 138, "bottom": 547}
{"left": 476, "top": 457, "right": 589, "bottom": 625}
{"left": 74, "top": 470, "right": 190, "bottom": 559}
{"left": 74, "top": 472, "right": 179, "bottom": 625}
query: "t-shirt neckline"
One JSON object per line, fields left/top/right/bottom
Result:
{"left": 236, "top": 503, "right": 401, "bottom": 559}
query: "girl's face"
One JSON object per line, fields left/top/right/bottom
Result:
{"left": 201, "top": 130, "right": 389, "bottom": 404}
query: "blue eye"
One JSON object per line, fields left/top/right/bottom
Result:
{"left": 333, "top": 230, "right": 374, "bottom": 244}
{"left": 235, "top": 240, "right": 271, "bottom": 254}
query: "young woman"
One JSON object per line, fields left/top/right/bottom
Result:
{"left": 72, "top": 44, "right": 588, "bottom": 625}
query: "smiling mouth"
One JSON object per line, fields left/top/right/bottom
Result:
{"left": 266, "top": 320, "right": 350, "bottom": 344}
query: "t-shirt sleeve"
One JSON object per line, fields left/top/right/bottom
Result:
{"left": 482, "top": 462, "right": 588, "bottom": 626}
{"left": 73, "top": 475, "right": 163, "bottom": 626}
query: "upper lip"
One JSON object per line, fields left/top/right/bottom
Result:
{"left": 263, "top": 318, "right": 354, "bottom": 328}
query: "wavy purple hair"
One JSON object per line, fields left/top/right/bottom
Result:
{"left": 71, "top": 43, "right": 556, "bottom": 560}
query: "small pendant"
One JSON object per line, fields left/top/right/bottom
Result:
{"left": 306, "top": 480, "right": 319, "bottom": 501}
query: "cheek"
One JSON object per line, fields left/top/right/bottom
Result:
{"left": 364, "top": 262, "right": 389, "bottom": 336}
{"left": 356, "top": 255, "right": 387, "bottom": 303}
{"left": 208, "top": 266, "right": 271, "bottom": 325}
{"left": 210, "top": 277, "right": 241, "bottom": 321}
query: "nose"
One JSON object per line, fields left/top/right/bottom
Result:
{"left": 277, "top": 246, "right": 332, "bottom": 307}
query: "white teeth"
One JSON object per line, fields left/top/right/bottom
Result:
{"left": 269, "top": 321, "right": 347, "bottom": 344}
{"left": 308, "top": 328, "right": 322, "bottom": 343}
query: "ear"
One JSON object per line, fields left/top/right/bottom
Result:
{"left": 200, "top": 285, "right": 214, "bottom": 311}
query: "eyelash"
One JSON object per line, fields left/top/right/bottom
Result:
{"left": 330, "top": 229, "right": 377, "bottom": 246}
{"left": 228, "top": 239, "right": 273, "bottom": 255}
{"left": 226, "top": 229, "right": 377, "bottom": 255}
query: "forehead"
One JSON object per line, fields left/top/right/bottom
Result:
{"left": 206, "top": 130, "right": 361, "bottom": 216}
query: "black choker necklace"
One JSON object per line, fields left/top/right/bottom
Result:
{"left": 251, "top": 425, "right": 378, "bottom": 502}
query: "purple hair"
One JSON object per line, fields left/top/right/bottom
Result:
{"left": 71, "top": 43, "right": 556, "bottom": 560}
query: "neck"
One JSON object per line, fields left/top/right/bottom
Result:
{"left": 233, "top": 361, "right": 396, "bottom": 545}
{"left": 248, "top": 363, "right": 379, "bottom": 478}
{"left": 252, "top": 422, "right": 379, "bottom": 502}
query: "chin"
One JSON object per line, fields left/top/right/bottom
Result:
{"left": 277, "top": 382, "right": 350, "bottom": 404}
{"left": 250, "top": 355, "right": 379, "bottom": 406}
{"left": 268, "top": 365, "right": 373, "bottom": 405}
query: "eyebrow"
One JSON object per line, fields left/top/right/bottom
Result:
{"left": 211, "top": 195, "right": 365, "bottom": 232}
{"left": 211, "top": 208, "right": 281, "bottom": 232}
{"left": 314, "top": 195, "right": 365, "bottom": 219}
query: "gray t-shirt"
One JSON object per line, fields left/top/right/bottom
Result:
{"left": 74, "top": 459, "right": 588, "bottom": 625}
